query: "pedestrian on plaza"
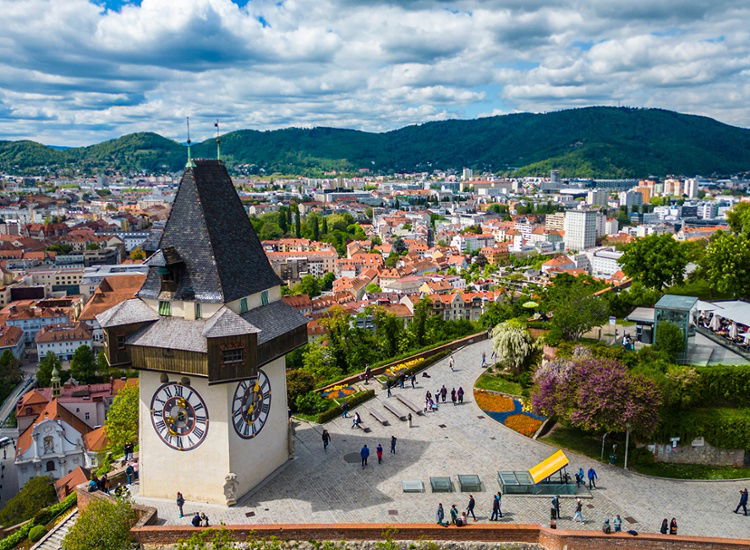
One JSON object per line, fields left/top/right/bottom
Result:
{"left": 176, "top": 492, "right": 185, "bottom": 518}
{"left": 360, "top": 444, "right": 369, "bottom": 468}
{"left": 342, "top": 402, "right": 349, "bottom": 418}
{"left": 322, "top": 429, "right": 331, "bottom": 452}
{"left": 587, "top": 467, "right": 598, "bottom": 489}
{"left": 450, "top": 504, "right": 459, "bottom": 525}
{"left": 669, "top": 518, "right": 677, "bottom": 535}
{"left": 466, "top": 494, "right": 476, "bottom": 521}
{"left": 125, "top": 462, "right": 135, "bottom": 485}
{"left": 426, "top": 391, "right": 432, "bottom": 402}
{"left": 451, "top": 388, "right": 457, "bottom": 405}
{"left": 573, "top": 498, "right": 584, "bottom": 523}
{"left": 660, "top": 519, "right": 669, "bottom": 534}
{"left": 481, "top": 352, "right": 486, "bottom": 368}
{"left": 490, "top": 493, "right": 500, "bottom": 521}
{"left": 436, "top": 503, "right": 447, "bottom": 526}
{"left": 364, "top": 366, "right": 371, "bottom": 384}
{"left": 551, "top": 495, "right": 560, "bottom": 519}
{"left": 191, "top": 512, "right": 202, "bottom": 527}
{"left": 351, "top": 412, "right": 362, "bottom": 429}
{"left": 602, "top": 519, "right": 612, "bottom": 534}
{"left": 386, "top": 380, "right": 391, "bottom": 398}
{"left": 613, "top": 515, "right": 622, "bottom": 532}
{"left": 460, "top": 512, "right": 469, "bottom": 526}
{"left": 449, "top": 356, "right": 454, "bottom": 371}
{"left": 376, "top": 443, "right": 383, "bottom": 464}
{"left": 457, "top": 387, "right": 464, "bottom": 403}
{"left": 201, "top": 513, "right": 209, "bottom": 527}
{"left": 100, "top": 474, "right": 110, "bottom": 494}
{"left": 399, "top": 375, "right": 405, "bottom": 389}
{"left": 408, "top": 413, "right": 412, "bottom": 427}
{"left": 735, "top": 488, "right": 748, "bottom": 515}
{"left": 578, "top": 467, "right": 584, "bottom": 486}
{"left": 390, "top": 435, "right": 397, "bottom": 454}
{"left": 411, "top": 374, "right": 416, "bottom": 388}
{"left": 574, "top": 472, "right": 581, "bottom": 487}
{"left": 440, "top": 385, "right": 447, "bottom": 403}
{"left": 496, "top": 491, "right": 503, "bottom": 518}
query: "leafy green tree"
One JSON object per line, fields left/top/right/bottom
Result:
{"left": 409, "top": 298, "right": 431, "bottom": 347}
{"left": 491, "top": 319, "right": 536, "bottom": 375}
{"left": 546, "top": 277, "right": 609, "bottom": 340}
{"left": 320, "top": 272, "right": 335, "bottom": 291}
{"left": 294, "top": 210, "right": 301, "bottom": 238}
{"left": 278, "top": 206, "right": 289, "bottom": 234}
{"left": 286, "top": 369, "right": 315, "bottom": 412}
{"left": 259, "top": 222, "right": 283, "bottom": 241}
{"left": 393, "top": 238, "right": 407, "bottom": 254}
{"left": 321, "top": 217, "right": 328, "bottom": 235}
{"left": 104, "top": 383, "right": 138, "bottom": 455}
{"left": 654, "top": 321, "right": 685, "bottom": 362}
{"left": 296, "top": 275, "right": 321, "bottom": 297}
{"left": 700, "top": 231, "right": 750, "bottom": 299}
{"left": 620, "top": 234, "right": 688, "bottom": 289}
{"left": 365, "top": 283, "right": 382, "bottom": 294}
{"left": 70, "top": 345, "right": 98, "bottom": 384}
{"left": 301, "top": 343, "right": 342, "bottom": 385}
{"left": 479, "top": 300, "right": 518, "bottom": 329}
{"left": 36, "top": 352, "right": 62, "bottom": 387}
{"left": 384, "top": 251, "right": 399, "bottom": 268}
{"left": 0, "top": 476, "right": 56, "bottom": 526}
{"left": 63, "top": 498, "right": 137, "bottom": 550}
{"left": 85, "top": 242, "right": 100, "bottom": 250}
{"left": 726, "top": 202, "right": 750, "bottom": 238}
{"left": 374, "top": 309, "right": 402, "bottom": 358}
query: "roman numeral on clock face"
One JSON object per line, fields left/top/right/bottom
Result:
{"left": 151, "top": 383, "right": 209, "bottom": 451}
{"left": 231, "top": 372, "right": 272, "bottom": 439}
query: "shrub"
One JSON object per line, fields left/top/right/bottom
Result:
{"left": 63, "top": 498, "right": 137, "bottom": 550}
{"left": 294, "top": 391, "right": 333, "bottom": 415}
{"left": 654, "top": 321, "right": 684, "bottom": 361}
{"left": 0, "top": 523, "right": 32, "bottom": 550}
{"left": 28, "top": 525, "right": 46, "bottom": 543}
{"left": 315, "top": 390, "right": 376, "bottom": 424}
{"left": 693, "top": 365, "right": 750, "bottom": 407}
{"left": 657, "top": 408, "right": 750, "bottom": 449}
{"left": 0, "top": 476, "right": 56, "bottom": 527}
{"left": 287, "top": 369, "right": 315, "bottom": 412}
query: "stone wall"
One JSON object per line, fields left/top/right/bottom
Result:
{"left": 129, "top": 524, "right": 750, "bottom": 550}
{"left": 649, "top": 441, "right": 746, "bottom": 467}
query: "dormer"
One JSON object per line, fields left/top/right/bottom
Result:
{"left": 145, "top": 246, "right": 183, "bottom": 296}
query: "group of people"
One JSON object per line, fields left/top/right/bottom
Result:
{"left": 574, "top": 466, "right": 598, "bottom": 489}
{"left": 385, "top": 373, "right": 417, "bottom": 396}
{"left": 436, "top": 493, "right": 503, "bottom": 526}
{"left": 424, "top": 385, "right": 464, "bottom": 412}
{"left": 176, "top": 492, "right": 210, "bottom": 526}
{"left": 87, "top": 473, "right": 110, "bottom": 494}
{"left": 359, "top": 437, "right": 397, "bottom": 467}
{"left": 696, "top": 312, "right": 750, "bottom": 350}
{"left": 660, "top": 518, "right": 679, "bottom": 535}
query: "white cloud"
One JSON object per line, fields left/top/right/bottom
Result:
{"left": 0, "top": 0, "right": 748, "bottom": 144}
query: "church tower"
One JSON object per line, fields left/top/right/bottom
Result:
{"left": 97, "top": 160, "right": 308, "bottom": 505}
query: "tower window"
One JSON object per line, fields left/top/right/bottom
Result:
{"left": 261, "top": 291, "right": 269, "bottom": 306}
{"left": 239, "top": 297, "right": 248, "bottom": 313}
{"left": 158, "top": 301, "right": 171, "bottom": 316}
{"left": 194, "top": 302, "right": 202, "bottom": 319}
{"left": 46, "top": 461, "right": 55, "bottom": 472}
{"left": 222, "top": 348, "right": 243, "bottom": 364}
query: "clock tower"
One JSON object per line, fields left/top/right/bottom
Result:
{"left": 97, "top": 160, "right": 307, "bottom": 505}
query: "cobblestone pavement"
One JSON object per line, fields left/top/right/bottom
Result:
{"left": 134, "top": 339, "right": 750, "bottom": 540}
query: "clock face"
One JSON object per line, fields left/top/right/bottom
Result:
{"left": 231, "top": 371, "right": 271, "bottom": 439}
{"left": 150, "top": 383, "right": 209, "bottom": 451}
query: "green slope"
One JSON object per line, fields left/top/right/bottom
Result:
{"left": 2, "top": 107, "right": 750, "bottom": 177}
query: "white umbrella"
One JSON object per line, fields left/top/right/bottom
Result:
{"left": 729, "top": 322, "right": 738, "bottom": 339}
{"left": 743, "top": 331, "right": 750, "bottom": 345}
{"left": 710, "top": 314, "right": 722, "bottom": 331}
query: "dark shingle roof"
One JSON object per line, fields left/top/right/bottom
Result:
{"left": 96, "top": 298, "right": 160, "bottom": 328}
{"left": 138, "top": 160, "right": 281, "bottom": 303}
{"left": 241, "top": 300, "right": 309, "bottom": 345}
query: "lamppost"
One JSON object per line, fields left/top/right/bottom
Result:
{"left": 600, "top": 432, "right": 608, "bottom": 461}
{"left": 624, "top": 423, "right": 631, "bottom": 470}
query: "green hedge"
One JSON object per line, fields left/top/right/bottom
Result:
{"left": 657, "top": 408, "right": 750, "bottom": 449}
{"left": 0, "top": 492, "right": 77, "bottom": 550}
{"left": 28, "top": 525, "right": 46, "bottom": 543}
{"left": 693, "top": 366, "right": 750, "bottom": 407}
{"left": 314, "top": 390, "right": 376, "bottom": 424}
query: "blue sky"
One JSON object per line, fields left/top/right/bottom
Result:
{"left": 1, "top": 0, "right": 749, "bottom": 145}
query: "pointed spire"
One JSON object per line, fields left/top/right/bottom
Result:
{"left": 185, "top": 117, "right": 196, "bottom": 168}
{"left": 215, "top": 120, "right": 222, "bottom": 162}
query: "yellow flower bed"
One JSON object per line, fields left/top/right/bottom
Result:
{"left": 385, "top": 357, "right": 425, "bottom": 377}
{"left": 473, "top": 391, "right": 514, "bottom": 413}
{"left": 504, "top": 414, "right": 542, "bottom": 437}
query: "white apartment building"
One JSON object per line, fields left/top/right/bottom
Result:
{"left": 587, "top": 248, "right": 624, "bottom": 278}
{"left": 605, "top": 218, "right": 619, "bottom": 236}
{"left": 619, "top": 190, "right": 643, "bottom": 210}
{"left": 36, "top": 322, "right": 93, "bottom": 361}
{"left": 697, "top": 202, "right": 718, "bottom": 219}
{"left": 545, "top": 212, "right": 566, "bottom": 231}
{"left": 586, "top": 189, "right": 609, "bottom": 207}
{"left": 563, "top": 210, "right": 597, "bottom": 251}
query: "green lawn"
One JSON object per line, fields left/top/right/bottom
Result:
{"left": 474, "top": 372, "right": 523, "bottom": 395}
{"left": 541, "top": 426, "right": 750, "bottom": 480}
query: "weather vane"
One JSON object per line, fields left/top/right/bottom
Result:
{"left": 215, "top": 120, "right": 221, "bottom": 162}
{"left": 185, "top": 116, "right": 196, "bottom": 168}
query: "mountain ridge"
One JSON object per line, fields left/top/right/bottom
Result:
{"left": 2, "top": 107, "right": 750, "bottom": 177}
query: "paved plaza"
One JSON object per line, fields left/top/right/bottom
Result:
{"left": 135, "top": 340, "right": 750, "bottom": 540}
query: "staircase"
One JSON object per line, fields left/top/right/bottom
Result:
{"left": 31, "top": 510, "right": 78, "bottom": 550}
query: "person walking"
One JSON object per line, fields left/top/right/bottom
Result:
{"left": 735, "top": 488, "right": 748, "bottom": 515}
{"left": 551, "top": 495, "right": 560, "bottom": 519}
{"left": 660, "top": 519, "right": 669, "bottom": 534}
{"left": 440, "top": 385, "right": 447, "bottom": 403}
{"left": 613, "top": 515, "right": 622, "bottom": 532}
{"left": 386, "top": 380, "right": 392, "bottom": 398}
{"left": 408, "top": 412, "right": 412, "bottom": 427}
{"left": 410, "top": 374, "right": 416, "bottom": 388}
{"left": 322, "top": 429, "right": 331, "bottom": 452}
{"left": 376, "top": 443, "right": 383, "bottom": 464}
{"left": 577, "top": 467, "right": 584, "bottom": 487}
{"left": 436, "top": 503, "right": 447, "bottom": 526}
{"left": 176, "top": 492, "right": 185, "bottom": 518}
{"left": 360, "top": 444, "right": 369, "bottom": 468}
{"left": 390, "top": 435, "right": 397, "bottom": 454}
{"left": 669, "top": 518, "right": 678, "bottom": 535}
{"left": 450, "top": 504, "right": 459, "bottom": 525}
{"left": 466, "top": 494, "right": 476, "bottom": 521}
{"left": 449, "top": 356, "right": 454, "bottom": 371}
{"left": 125, "top": 462, "right": 135, "bottom": 485}
{"left": 351, "top": 412, "right": 362, "bottom": 429}
{"left": 573, "top": 498, "right": 584, "bottom": 523}
{"left": 342, "top": 402, "right": 349, "bottom": 418}
{"left": 451, "top": 388, "right": 457, "bottom": 405}
{"left": 587, "top": 467, "right": 598, "bottom": 489}
{"left": 490, "top": 493, "right": 500, "bottom": 521}
{"left": 457, "top": 387, "right": 464, "bottom": 403}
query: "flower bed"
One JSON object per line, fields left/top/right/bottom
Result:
{"left": 321, "top": 385, "right": 357, "bottom": 400}
{"left": 385, "top": 357, "right": 425, "bottom": 378}
{"left": 473, "top": 388, "right": 546, "bottom": 437}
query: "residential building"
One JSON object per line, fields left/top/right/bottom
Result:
{"left": 35, "top": 322, "right": 93, "bottom": 360}
{"left": 4, "top": 304, "right": 70, "bottom": 344}
{"left": 563, "top": 210, "right": 597, "bottom": 250}
{"left": 586, "top": 189, "right": 608, "bottom": 206}
{"left": 78, "top": 275, "right": 146, "bottom": 344}
{"left": 79, "top": 264, "right": 148, "bottom": 297}
{"left": 544, "top": 212, "right": 565, "bottom": 231}
{"left": 587, "top": 248, "right": 624, "bottom": 279}
{"left": 0, "top": 325, "right": 25, "bottom": 359}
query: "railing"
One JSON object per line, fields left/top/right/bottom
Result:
{"left": 694, "top": 325, "right": 750, "bottom": 361}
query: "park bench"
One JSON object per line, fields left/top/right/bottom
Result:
{"left": 382, "top": 401, "right": 407, "bottom": 421}
{"left": 368, "top": 408, "right": 389, "bottom": 426}
{"left": 395, "top": 394, "right": 422, "bottom": 415}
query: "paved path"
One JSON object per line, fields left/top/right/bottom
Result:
{"left": 135, "top": 340, "right": 750, "bottom": 540}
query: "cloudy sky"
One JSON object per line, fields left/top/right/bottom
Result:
{"left": 1, "top": 0, "right": 749, "bottom": 145}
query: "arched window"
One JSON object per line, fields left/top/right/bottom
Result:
{"left": 45, "top": 460, "right": 55, "bottom": 472}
